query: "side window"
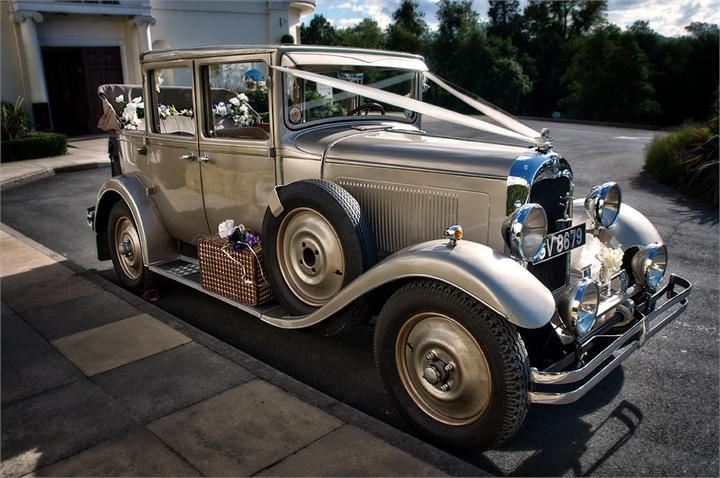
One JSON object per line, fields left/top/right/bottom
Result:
{"left": 150, "top": 66, "right": 195, "bottom": 136}
{"left": 203, "top": 61, "right": 270, "bottom": 140}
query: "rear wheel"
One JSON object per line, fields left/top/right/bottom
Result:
{"left": 108, "top": 201, "right": 147, "bottom": 292}
{"left": 374, "top": 280, "right": 530, "bottom": 449}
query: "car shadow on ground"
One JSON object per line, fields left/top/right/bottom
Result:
{"left": 448, "top": 366, "right": 643, "bottom": 476}
{"left": 629, "top": 172, "right": 718, "bottom": 226}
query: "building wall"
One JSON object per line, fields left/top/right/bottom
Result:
{"left": 1, "top": 2, "right": 29, "bottom": 108}
{"left": 36, "top": 14, "right": 142, "bottom": 83}
{"left": 1, "top": 0, "right": 313, "bottom": 132}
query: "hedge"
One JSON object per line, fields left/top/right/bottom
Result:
{"left": 1, "top": 132, "right": 68, "bottom": 162}
{"left": 644, "top": 117, "right": 719, "bottom": 207}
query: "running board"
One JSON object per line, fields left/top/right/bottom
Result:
{"left": 149, "top": 257, "right": 298, "bottom": 326}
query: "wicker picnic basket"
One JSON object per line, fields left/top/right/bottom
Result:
{"left": 197, "top": 234, "right": 272, "bottom": 306}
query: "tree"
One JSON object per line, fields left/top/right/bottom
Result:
{"left": 339, "top": 19, "right": 385, "bottom": 50}
{"left": 561, "top": 26, "right": 660, "bottom": 123}
{"left": 300, "top": 14, "right": 339, "bottom": 46}
{"left": 431, "top": 0, "right": 479, "bottom": 79}
{"left": 488, "top": 0, "right": 520, "bottom": 39}
{"left": 386, "top": 0, "right": 428, "bottom": 54}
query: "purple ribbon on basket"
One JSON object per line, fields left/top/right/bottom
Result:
{"left": 231, "top": 231, "right": 260, "bottom": 251}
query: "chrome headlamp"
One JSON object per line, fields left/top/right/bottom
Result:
{"left": 585, "top": 182, "right": 622, "bottom": 229}
{"left": 631, "top": 242, "right": 667, "bottom": 291}
{"left": 502, "top": 203, "right": 548, "bottom": 262}
{"left": 559, "top": 279, "right": 600, "bottom": 336}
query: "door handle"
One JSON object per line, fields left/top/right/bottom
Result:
{"left": 180, "top": 152, "right": 196, "bottom": 161}
{"left": 198, "top": 154, "right": 210, "bottom": 163}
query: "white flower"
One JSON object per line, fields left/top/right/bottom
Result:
{"left": 228, "top": 97, "right": 240, "bottom": 106}
{"left": 115, "top": 94, "right": 124, "bottom": 104}
{"left": 239, "top": 104, "right": 248, "bottom": 113}
{"left": 131, "top": 96, "right": 142, "bottom": 104}
{"left": 257, "top": 81, "right": 266, "bottom": 89}
{"left": 238, "top": 93, "right": 249, "bottom": 102}
{"left": 218, "top": 219, "right": 235, "bottom": 239}
{"left": 215, "top": 104, "right": 227, "bottom": 117}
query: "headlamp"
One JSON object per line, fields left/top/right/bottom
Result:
{"left": 585, "top": 182, "right": 622, "bottom": 229}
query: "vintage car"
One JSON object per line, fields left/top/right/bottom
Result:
{"left": 88, "top": 45, "right": 691, "bottom": 449}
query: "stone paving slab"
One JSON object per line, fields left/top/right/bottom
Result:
{"left": 148, "top": 379, "right": 343, "bottom": 476}
{"left": 2, "top": 275, "right": 99, "bottom": 313}
{"left": 1, "top": 338, "right": 83, "bottom": 406}
{"left": 23, "top": 290, "right": 141, "bottom": 341}
{"left": 28, "top": 428, "right": 200, "bottom": 477}
{"left": 1, "top": 380, "right": 136, "bottom": 478}
{"left": 1, "top": 306, "right": 45, "bottom": 351}
{"left": 94, "top": 342, "right": 254, "bottom": 424}
{"left": 51, "top": 314, "right": 191, "bottom": 376}
{"left": 260, "top": 424, "right": 446, "bottom": 477}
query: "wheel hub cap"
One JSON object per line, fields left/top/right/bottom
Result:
{"left": 114, "top": 216, "right": 142, "bottom": 281}
{"left": 395, "top": 313, "right": 493, "bottom": 426}
{"left": 276, "top": 208, "right": 345, "bottom": 307}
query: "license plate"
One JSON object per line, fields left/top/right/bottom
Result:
{"left": 533, "top": 224, "right": 586, "bottom": 264}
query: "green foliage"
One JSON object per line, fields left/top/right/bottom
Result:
{"left": 386, "top": 0, "right": 428, "bottom": 54}
{"left": 1, "top": 132, "right": 68, "bottom": 162}
{"left": 644, "top": 117, "right": 719, "bottom": 207}
{"left": 280, "top": 34, "right": 295, "bottom": 44}
{"left": 488, "top": 0, "right": 520, "bottom": 39}
{"left": 1, "top": 98, "right": 29, "bottom": 140}
{"left": 338, "top": 19, "right": 385, "bottom": 49}
{"left": 561, "top": 26, "right": 660, "bottom": 123}
{"left": 300, "top": 14, "right": 339, "bottom": 45}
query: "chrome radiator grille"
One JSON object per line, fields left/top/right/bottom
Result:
{"left": 527, "top": 176, "right": 572, "bottom": 291}
{"left": 336, "top": 179, "right": 459, "bottom": 254}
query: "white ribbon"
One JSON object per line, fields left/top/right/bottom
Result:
{"left": 272, "top": 65, "right": 540, "bottom": 144}
{"left": 424, "top": 72, "right": 541, "bottom": 141}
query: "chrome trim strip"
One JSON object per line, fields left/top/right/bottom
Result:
{"left": 529, "top": 274, "right": 691, "bottom": 404}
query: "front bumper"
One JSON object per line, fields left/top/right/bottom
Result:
{"left": 529, "top": 274, "right": 691, "bottom": 405}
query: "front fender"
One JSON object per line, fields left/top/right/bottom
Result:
{"left": 572, "top": 199, "right": 662, "bottom": 249}
{"left": 95, "top": 174, "right": 176, "bottom": 265}
{"left": 261, "top": 239, "right": 556, "bottom": 330}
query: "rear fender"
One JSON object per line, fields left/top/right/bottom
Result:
{"left": 262, "top": 239, "right": 556, "bottom": 330}
{"left": 94, "top": 174, "right": 176, "bottom": 265}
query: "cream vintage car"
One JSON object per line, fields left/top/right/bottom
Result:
{"left": 88, "top": 45, "right": 691, "bottom": 448}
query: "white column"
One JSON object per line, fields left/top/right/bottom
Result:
{"left": 12, "top": 11, "right": 47, "bottom": 104}
{"left": 131, "top": 15, "right": 155, "bottom": 54}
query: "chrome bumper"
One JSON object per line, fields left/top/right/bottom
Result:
{"left": 529, "top": 274, "right": 692, "bottom": 405}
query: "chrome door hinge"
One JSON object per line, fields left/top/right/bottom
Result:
{"left": 268, "top": 147, "right": 277, "bottom": 158}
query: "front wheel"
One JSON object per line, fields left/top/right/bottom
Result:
{"left": 108, "top": 201, "right": 148, "bottom": 292}
{"left": 373, "top": 280, "right": 530, "bottom": 449}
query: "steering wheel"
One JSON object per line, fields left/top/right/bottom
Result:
{"left": 348, "top": 102, "right": 386, "bottom": 116}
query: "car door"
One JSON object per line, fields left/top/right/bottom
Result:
{"left": 141, "top": 60, "right": 210, "bottom": 244}
{"left": 195, "top": 54, "right": 276, "bottom": 234}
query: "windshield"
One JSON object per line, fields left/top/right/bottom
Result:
{"left": 285, "top": 65, "right": 419, "bottom": 127}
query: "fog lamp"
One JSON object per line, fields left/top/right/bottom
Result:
{"left": 559, "top": 279, "right": 600, "bottom": 337}
{"left": 585, "top": 182, "right": 622, "bottom": 229}
{"left": 631, "top": 242, "right": 667, "bottom": 291}
{"left": 502, "top": 203, "right": 547, "bottom": 262}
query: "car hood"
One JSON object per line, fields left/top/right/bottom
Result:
{"left": 292, "top": 125, "right": 530, "bottom": 179}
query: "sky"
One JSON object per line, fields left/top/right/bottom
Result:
{"left": 309, "top": 0, "right": 720, "bottom": 37}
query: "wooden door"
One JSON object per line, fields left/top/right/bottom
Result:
{"left": 42, "top": 47, "right": 123, "bottom": 135}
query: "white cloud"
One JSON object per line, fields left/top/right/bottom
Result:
{"left": 607, "top": 0, "right": 720, "bottom": 36}
{"left": 337, "top": 17, "right": 365, "bottom": 28}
